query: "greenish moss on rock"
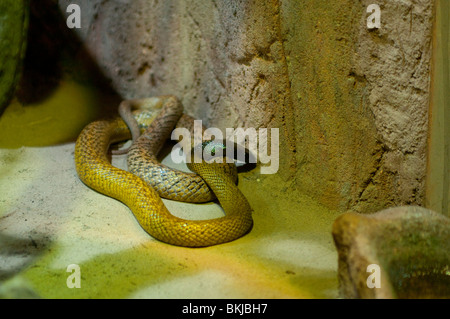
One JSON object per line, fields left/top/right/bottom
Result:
{"left": 0, "top": 0, "right": 29, "bottom": 115}
{"left": 332, "top": 206, "right": 450, "bottom": 298}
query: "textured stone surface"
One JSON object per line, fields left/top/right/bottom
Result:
{"left": 332, "top": 206, "right": 450, "bottom": 299}
{"left": 352, "top": 0, "right": 433, "bottom": 212}
{"left": 56, "top": 0, "right": 433, "bottom": 213}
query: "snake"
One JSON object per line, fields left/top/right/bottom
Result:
{"left": 74, "top": 95, "right": 253, "bottom": 247}
{"left": 119, "top": 96, "right": 221, "bottom": 202}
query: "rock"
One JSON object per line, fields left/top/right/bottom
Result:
{"left": 0, "top": 277, "right": 41, "bottom": 299}
{"left": 0, "top": 0, "right": 29, "bottom": 115}
{"left": 332, "top": 206, "right": 450, "bottom": 299}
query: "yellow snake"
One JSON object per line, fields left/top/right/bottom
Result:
{"left": 74, "top": 96, "right": 253, "bottom": 247}
{"left": 123, "top": 96, "right": 221, "bottom": 203}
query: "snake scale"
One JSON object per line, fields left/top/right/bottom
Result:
{"left": 74, "top": 95, "right": 253, "bottom": 247}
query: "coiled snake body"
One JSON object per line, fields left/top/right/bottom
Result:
{"left": 74, "top": 96, "right": 253, "bottom": 247}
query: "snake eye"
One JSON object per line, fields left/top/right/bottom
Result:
{"left": 201, "top": 140, "right": 227, "bottom": 161}
{"left": 210, "top": 145, "right": 226, "bottom": 156}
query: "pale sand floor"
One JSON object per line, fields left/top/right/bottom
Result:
{"left": 0, "top": 143, "right": 341, "bottom": 298}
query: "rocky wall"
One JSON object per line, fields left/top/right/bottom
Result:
{"left": 57, "top": 0, "right": 434, "bottom": 213}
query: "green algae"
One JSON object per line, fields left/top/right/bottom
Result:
{"left": 0, "top": 79, "right": 101, "bottom": 148}
{"left": 23, "top": 245, "right": 194, "bottom": 299}
{"left": 21, "top": 240, "right": 338, "bottom": 299}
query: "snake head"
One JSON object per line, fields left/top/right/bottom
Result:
{"left": 193, "top": 139, "right": 256, "bottom": 166}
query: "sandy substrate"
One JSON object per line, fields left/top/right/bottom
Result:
{"left": 0, "top": 141, "right": 341, "bottom": 298}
